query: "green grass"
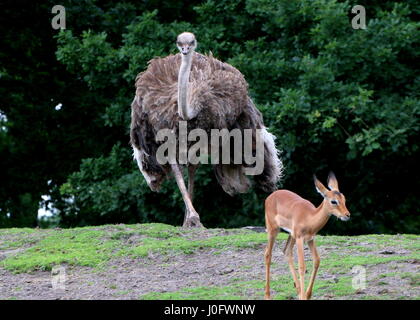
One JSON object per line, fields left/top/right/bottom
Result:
{"left": 319, "top": 252, "right": 418, "bottom": 274}
{"left": 138, "top": 275, "right": 357, "bottom": 300}
{"left": 140, "top": 285, "right": 245, "bottom": 300}
{"left": 0, "top": 228, "right": 51, "bottom": 250}
{"left": 400, "top": 272, "right": 420, "bottom": 286}
{"left": 316, "top": 233, "right": 420, "bottom": 250}
{"left": 0, "top": 228, "right": 38, "bottom": 235}
{"left": 1, "top": 223, "right": 418, "bottom": 275}
{"left": 361, "top": 295, "right": 392, "bottom": 300}
{"left": 115, "top": 290, "right": 131, "bottom": 296}
{"left": 0, "top": 223, "right": 285, "bottom": 273}
{"left": 118, "top": 231, "right": 280, "bottom": 258}
{"left": 111, "top": 223, "right": 182, "bottom": 240}
{"left": 0, "top": 223, "right": 419, "bottom": 300}
{"left": 0, "top": 238, "right": 39, "bottom": 250}
{"left": 1, "top": 227, "right": 120, "bottom": 272}
{"left": 140, "top": 279, "right": 269, "bottom": 300}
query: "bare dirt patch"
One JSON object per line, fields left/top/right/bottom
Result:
{"left": 0, "top": 238, "right": 418, "bottom": 300}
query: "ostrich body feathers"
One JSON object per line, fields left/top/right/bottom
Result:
{"left": 130, "top": 52, "right": 282, "bottom": 195}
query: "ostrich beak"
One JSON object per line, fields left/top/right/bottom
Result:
{"left": 181, "top": 46, "right": 190, "bottom": 55}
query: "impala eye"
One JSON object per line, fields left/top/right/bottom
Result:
{"left": 331, "top": 200, "right": 338, "bottom": 205}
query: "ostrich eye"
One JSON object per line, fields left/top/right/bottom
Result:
{"left": 331, "top": 200, "right": 338, "bottom": 205}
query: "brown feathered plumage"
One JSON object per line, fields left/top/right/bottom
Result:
{"left": 130, "top": 34, "right": 282, "bottom": 227}
{"left": 131, "top": 52, "right": 281, "bottom": 190}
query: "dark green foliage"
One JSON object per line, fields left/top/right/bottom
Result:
{"left": 1, "top": 1, "right": 418, "bottom": 234}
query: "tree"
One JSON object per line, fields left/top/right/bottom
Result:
{"left": 2, "top": 0, "right": 419, "bottom": 234}
{"left": 0, "top": 0, "right": 122, "bottom": 226}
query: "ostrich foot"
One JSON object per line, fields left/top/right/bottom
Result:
{"left": 264, "top": 294, "right": 271, "bottom": 300}
{"left": 183, "top": 213, "right": 204, "bottom": 228}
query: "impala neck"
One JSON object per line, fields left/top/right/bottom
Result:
{"left": 178, "top": 53, "right": 193, "bottom": 120}
{"left": 310, "top": 200, "right": 332, "bottom": 234}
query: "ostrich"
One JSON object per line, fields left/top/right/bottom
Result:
{"left": 130, "top": 32, "right": 283, "bottom": 227}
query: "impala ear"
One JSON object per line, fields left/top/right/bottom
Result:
{"left": 327, "top": 171, "right": 339, "bottom": 191}
{"left": 314, "top": 175, "right": 328, "bottom": 198}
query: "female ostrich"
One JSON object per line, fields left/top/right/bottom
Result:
{"left": 130, "top": 32, "right": 283, "bottom": 227}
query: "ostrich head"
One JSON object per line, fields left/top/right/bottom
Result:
{"left": 176, "top": 32, "right": 197, "bottom": 56}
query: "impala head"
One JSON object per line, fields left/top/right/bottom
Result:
{"left": 314, "top": 172, "right": 350, "bottom": 221}
{"left": 176, "top": 32, "right": 197, "bottom": 56}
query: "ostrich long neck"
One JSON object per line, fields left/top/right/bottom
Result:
{"left": 178, "top": 53, "right": 194, "bottom": 120}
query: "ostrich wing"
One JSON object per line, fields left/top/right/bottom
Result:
{"left": 130, "top": 52, "right": 282, "bottom": 194}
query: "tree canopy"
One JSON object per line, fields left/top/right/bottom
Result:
{"left": 1, "top": 0, "right": 419, "bottom": 234}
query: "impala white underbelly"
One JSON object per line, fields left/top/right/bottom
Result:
{"left": 281, "top": 227, "right": 292, "bottom": 233}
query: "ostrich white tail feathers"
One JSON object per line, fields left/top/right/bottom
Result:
{"left": 257, "top": 127, "right": 283, "bottom": 192}
{"left": 130, "top": 96, "right": 168, "bottom": 192}
{"left": 213, "top": 127, "right": 283, "bottom": 196}
{"left": 132, "top": 146, "right": 157, "bottom": 190}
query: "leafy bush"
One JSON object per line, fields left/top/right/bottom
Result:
{"left": 53, "top": 0, "right": 419, "bottom": 234}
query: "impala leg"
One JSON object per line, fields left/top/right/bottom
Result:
{"left": 296, "top": 237, "right": 306, "bottom": 300}
{"left": 285, "top": 236, "right": 300, "bottom": 296}
{"left": 305, "top": 239, "right": 320, "bottom": 300}
{"left": 171, "top": 164, "right": 203, "bottom": 228}
{"left": 264, "top": 228, "right": 278, "bottom": 300}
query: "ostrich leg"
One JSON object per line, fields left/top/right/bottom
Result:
{"left": 171, "top": 164, "right": 203, "bottom": 228}
{"left": 183, "top": 165, "right": 198, "bottom": 226}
